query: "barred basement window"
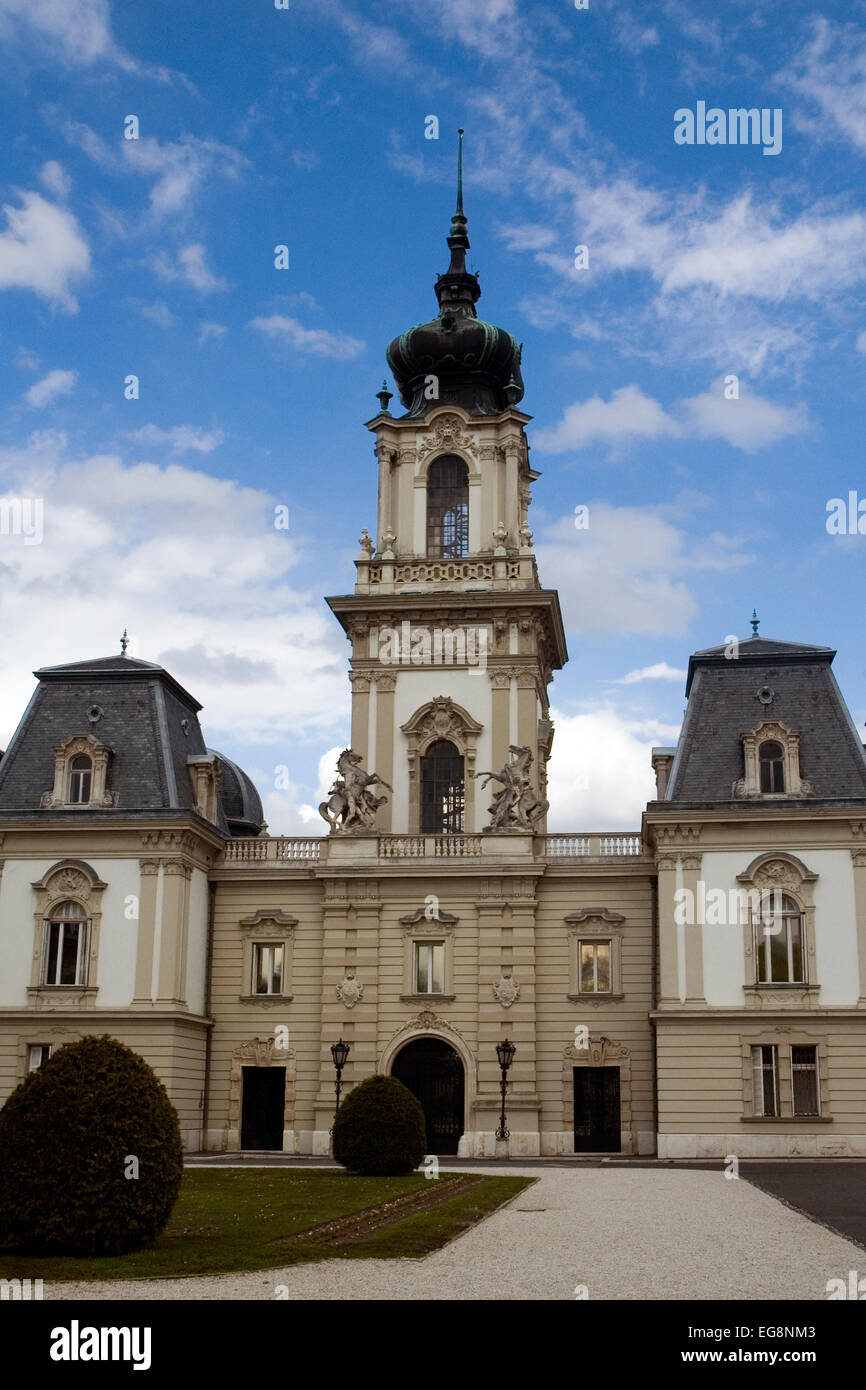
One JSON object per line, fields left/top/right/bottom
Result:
{"left": 28, "top": 1044, "right": 52, "bottom": 1072}
{"left": 68, "top": 755, "right": 93, "bottom": 803}
{"left": 791, "top": 1045, "right": 820, "bottom": 1116}
{"left": 43, "top": 901, "right": 88, "bottom": 986}
{"left": 751, "top": 1044, "right": 778, "bottom": 1116}
{"left": 427, "top": 456, "right": 469, "bottom": 559}
{"left": 578, "top": 940, "right": 612, "bottom": 993}
{"left": 252, "top": 943, "right": 284, "bottom": 996}
{"left": 414, "top": 941, "right": 445, "bottom": 995}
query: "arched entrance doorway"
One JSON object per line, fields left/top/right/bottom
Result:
{"left": 392, "top": 1038, "right": 465, "bottom": 1154}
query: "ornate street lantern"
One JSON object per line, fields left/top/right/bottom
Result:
{"left": 495, "top": 1038, "right": 516, "bottom": 1141}
{"left": 330, "top": 1039, "right": 351, "bottom": 1125}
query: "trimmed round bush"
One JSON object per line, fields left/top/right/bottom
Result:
{"left": 0, "top": 1034, "right": 183, "bottom": 1255}
{"left": 332, "top": 1074, "right": 427, "bottom": 1176}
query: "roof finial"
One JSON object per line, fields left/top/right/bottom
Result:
{"left": 456, "top": 127, "right": 464, "bottom": 216}
{"left": 120, "top": 627, "right": 129, "bottom": 656}
{"left": 750, "top": 608, "right": 760, "bottom": 637}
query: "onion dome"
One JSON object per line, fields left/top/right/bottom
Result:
{"left": 386, "top": 131, "right": 524, "bottom": 418}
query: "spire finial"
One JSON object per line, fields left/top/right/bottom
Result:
{"left": 750, "top": 608, "right": 760, "bottom": 637}
{"left": 120, "top": 627, "right": 130, "bottom": 656}
{"left": 456, "top": 128, "right": 464, "bottom": 216}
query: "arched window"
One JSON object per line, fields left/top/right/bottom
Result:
{"left": 420, "top": 739, "right": 464, "bottom": 833}
{"left": 758, "top": 740, "right": 785, "bottom": 793}
{"left": 755, "top": 892, "right": 805, "bottom": 983}
{"left": 68, "top": 755, "right": 92, "bottom": 804}
{"left": 43, "top": 900, "right": 88, "bottom": 986}
{"left": 427, "top": 456, "right": 468, "bottom": 559}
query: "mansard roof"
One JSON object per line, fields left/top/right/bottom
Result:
{"left": 666, "top": 635, "right": 866, "bottom": 805}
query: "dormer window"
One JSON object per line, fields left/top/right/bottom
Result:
{"left": 427, "top": 455, "right": 468, "bottom": 559}
{"left": 758, "top": 741, "right": 785, "bottom": 794}
{"left": 68, "top": 755, "right": 92, "bottom": 804}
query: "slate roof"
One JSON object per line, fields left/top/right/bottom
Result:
{"left": 0, "top": 655, "right": 264, "bottom": 832}
{"left": 666, "top": 637, "right": 866, "bottom": 805}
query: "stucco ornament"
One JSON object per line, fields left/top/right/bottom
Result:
{"left": 478, "top": 745, "right": 548, "bottom": 831}
{"left": 493, "top": 972, "right": 520, "bottom": 1008}
{"left": 319, "top": 749, "right": 392, "bottom": 832}
{"left": 336, "top": 970, "right": 364, "bottom": 1009}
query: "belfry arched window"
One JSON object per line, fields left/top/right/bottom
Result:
{"left": 759, "top": 740, "right": 785, "bottom": 793}
{"left": 420, "top": 739, "right": 464, "bottom": 833}
{"left": 427, "top": 456, "right": 468, "bottom": 559}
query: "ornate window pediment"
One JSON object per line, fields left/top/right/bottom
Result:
{"left": 564, "top": 909, "right": 625, "bottom": 1001}
{"left": 28, "top": 859, "right": 107, "bottom": 1002}
{"left": 237, "top": 910, "right": 296, "bottom": 1003}
{"left": 733, "top": 720, "right": 813, "bottom": 800}
{"left": 40, "top": 734, "right": 115, "bottom": 810}
{"left": 402, "top": 698, "right": 483, "bottom": 834}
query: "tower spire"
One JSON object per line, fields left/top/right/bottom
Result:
{"left": 436, "top": 128, "right": 480, "bottom": 317}
{"left": 456, "top": 126, "right": 464, "bottom": 216}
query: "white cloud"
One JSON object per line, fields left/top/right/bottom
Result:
{"left": 38, "top": 160, "right": 71, "bottom": 201}
{"left": 126, "top": 424, "right": 224, "bottom": 454}
{"left": 547, "top": 706, "right": 680, "bottom": 830}
{"left": 0, "top": 440, "right": 349, "bottom": 752}
{"left": 778, "top": 18, "right": 866, "bottom": 154}
{"left": 199, "top": 322, "right": 227, "bottom": 345}
{"left": 0, "top": 0, "right": 132, "bottom": 68}
{"left": 150, "top": 243, "right": 227, "bottom": 294}
{"left": 132, "top": 299, "right": 178, "bottom": 328}
{"left": 23, "top": 368, "right": 77, "bottom": 408}
{"left": 616, "top": 663, "right": 687, "bottom": 685}
{"left": 534, "top": 381, "right": 808, "bottom": 455}
{"left": 533, "top": 385, "right": 678, "bottom": 452}
{"left": 250, "top": 314, "right": 365, "bottom": 361}
{"left": 857, "top": 331, "right": 866, "bottom": 355}
{"left": 0, "top": 190, "right": 90, "bottom": 311}
{"left": 536, "top": 506, "right": 753, "bottom": 636}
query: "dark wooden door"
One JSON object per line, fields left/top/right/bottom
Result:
{"left": 392, "top": 1039, "right": 464, "bottom": 1155}
{"left": 240, "top": 1066, "right": 285, "bottom": 1150}
{"left": 573, "top": 1067, "right": 621, "bottom": 1152}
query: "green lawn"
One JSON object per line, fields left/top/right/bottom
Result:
{"left": 0, "top": 1168, "right": 534, "bottom": 1282}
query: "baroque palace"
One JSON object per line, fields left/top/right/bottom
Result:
{"left": 2, "top": 155, "right": 866, "bottom": 1161}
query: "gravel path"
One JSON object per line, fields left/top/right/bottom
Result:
{"left": 46, "top": 1166, "right": 864, "bottom": 1301}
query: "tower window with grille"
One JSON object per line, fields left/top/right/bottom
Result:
{"left": 426, "top": 456, "right": 469, "bottom": 559}
{"left": 420, "top": 739, "right": 464, "bottom": 833}
{"left": 758, "top": 740, "right": 785, "bottom": 793}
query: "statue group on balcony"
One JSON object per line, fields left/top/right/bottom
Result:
{"left": 478, "top": 744, "right": 549, "bottom": 831}
{"left": 319, "top": 749, "right": 392, "bottom": 832}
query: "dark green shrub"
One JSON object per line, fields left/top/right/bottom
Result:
{"left": 0, "top": 1034, "right": 183, "bottom": 1255}
{"left": 332, "top": 1074, "right": 426, "bottom": 1176}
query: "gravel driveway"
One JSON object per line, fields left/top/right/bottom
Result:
{"left": 46, "top": 1165, "right": 864, "bottom": 1301}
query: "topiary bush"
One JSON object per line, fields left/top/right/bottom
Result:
{"left": 0, "top": 1034, "right": 183, "bottom": 1255}
{"left": 332, "top": 1074, "right": 427, "bottom": 1176}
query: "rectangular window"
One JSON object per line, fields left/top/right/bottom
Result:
{"left": 791, "top": 1045, "right": 820, "bottom": 1116}
{"left": 751, "top": 1044, "right": 779, "bottom": 1116}
{"left": 414, "top": 941, "right": 445, "bottom": 994}
{"left": 28, "top": 1044, "right": 52, "bottom": 1072}
{"left": 253, "top": 943, "right": 284, "bottom": 996}
{"left": 755, "top": 912, "right": 805, "bottom": 983}
{"left": 579, "top": 940, "right": 612, "bottom": 993}
{"left": 44, "top": 920, "right": 85, "bottom": 985}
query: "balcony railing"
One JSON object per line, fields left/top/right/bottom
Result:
{"left": 221, "top": 831, "right": 644, "bottom": 864}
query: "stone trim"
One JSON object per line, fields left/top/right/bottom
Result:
{"left": 562, "top": 1035, "right": 632, "bottom": 1154}
{"left": 737, "top": 853, "right": 817, "bottom": 997}
{"left": 564, "top": 908, "right": 625, "bottom": 999}
{"left": 733, "top": 719, "right": 814, "bottom": 799}
{"left": 238, "top": 909, "right": 297, "bottom": 1001}
{"left": 227, "top": 1037, "right": 297, "bottom": 1152}
{"left": 740, "top": 1031, "right": 831, "bottom": 1120}
{"left": 40, "top": 733, "right": 115, "bottom": 809}
{"left": 27, "top": 860, "right": 108, "bottom": 1006}
{"left": 401, "top": 697, "right": 483, "bottom": 834}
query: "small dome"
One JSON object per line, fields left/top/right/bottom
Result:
{"left": 208, "top": 749, "right": 266, "bottom": 837}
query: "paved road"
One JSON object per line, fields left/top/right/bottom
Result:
{"left": 48, "top": 1165, "right": 866, "bottom": 1301}
{"left": 742, "top": 1163, "right": 866, "bottom": 1252}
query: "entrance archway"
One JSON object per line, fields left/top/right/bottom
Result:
{"left": 391, "top": 1037, "right": 465, "bottom": 1154}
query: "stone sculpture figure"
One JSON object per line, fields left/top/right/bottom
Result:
{"left": 319, "top": 748, "right": 392, "bottom": 832}
{"left": 477, "top": 744, "right": 548, "bottom": 831}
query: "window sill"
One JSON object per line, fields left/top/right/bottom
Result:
{"left": 28, "top": 985, "right": 96, "bottom": 995}
{"left": 238, "top": 994, "right": 294, "bottom": 1005}
{"left": 740, "top": 1115, "right": 831, "bottom": 1123}
{"left": 567, "top": 992, "right": 624, "bottom": 1002}
{"left": 400, "top": 993, "right": 456, "bottom": 1003}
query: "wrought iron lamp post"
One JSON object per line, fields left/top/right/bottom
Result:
{"left": 495, "top": 1038, "right": 516, "bottom": 1141}
{"left": 330, "top": 1038, "right": 351, "bottom": 1130}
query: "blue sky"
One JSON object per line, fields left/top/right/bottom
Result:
{"left": 0, "top": 0, "right": 864, "bottom": 831}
